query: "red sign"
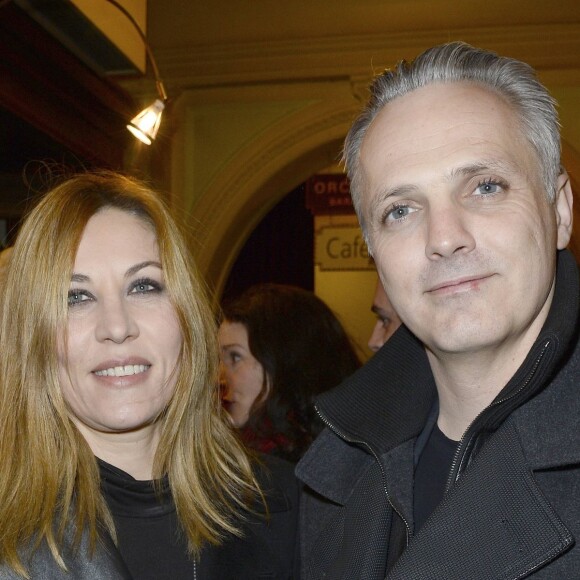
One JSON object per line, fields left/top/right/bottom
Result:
{"left": 305, "top": 174, "right": 354, "bottom": 215}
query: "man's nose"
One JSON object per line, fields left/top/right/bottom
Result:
{"left": 425, "top": 204, "right": 476, "bottom": 260}
{"left": 368, "top": 320, "right": 385, "bottom": 352}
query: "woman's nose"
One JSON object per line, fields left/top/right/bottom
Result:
{"left": 95, "top": 297, "right": 139, "bottom": 343}
{"left": 218, "top": 362, "right": 229, "bottom": 397}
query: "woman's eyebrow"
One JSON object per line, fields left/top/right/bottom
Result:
{"left": 221, "top": 343, "right": 244, "bottom": 350}
{"left": 70, "top": 261, "right": 162, "bottom": 283}
{"left": 125, "top": 261, "right": 162, "bottom": 278}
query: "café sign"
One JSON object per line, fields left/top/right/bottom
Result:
{"left": 315, "top": 226, "right": 374, "bottom": 271}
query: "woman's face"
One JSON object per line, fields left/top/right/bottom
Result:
{"left": 58, "top": 208, "right": 182, "bottom": 450}
{"left": 218, "top": 321, "right": 266, "bottom": 427}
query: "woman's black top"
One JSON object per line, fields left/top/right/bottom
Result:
{"left": 98, "top": 455, "right": 298, "bottom": 579}
{"left": 99, "top": 459, "right": 196, "bottom": 579}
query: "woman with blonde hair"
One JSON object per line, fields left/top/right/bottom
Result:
{"left": 0, "top": 172, "right": 297, "bottom": 579}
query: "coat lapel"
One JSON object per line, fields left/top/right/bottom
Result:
{"left": 387, "top": 420, "right": 574, "bottom": 580}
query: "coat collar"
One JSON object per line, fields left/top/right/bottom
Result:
{"left": 315, "top": 325, "right": 436, "bottom": 455}
{"left": 512, "top": 333, "right": 580, "bottom": 470}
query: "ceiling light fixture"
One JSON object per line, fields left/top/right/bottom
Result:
{"left": 104, "top": 0, "right": 168, "bottom": 145}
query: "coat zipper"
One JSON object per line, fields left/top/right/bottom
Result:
{"left": 445, "top": 339, "right": 552, "bottom": 492}
{"left": 315, "top": 407, "right": 411, "bottom": 546}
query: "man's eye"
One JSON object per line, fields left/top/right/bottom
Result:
{"left": 384, "top": 205, "right": 413, "bottom": 223}
{"left": 475, "top": 179, "right": 503, "bottom": 196}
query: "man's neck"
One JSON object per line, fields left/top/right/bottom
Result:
{"left": 425, "top": 280, "right": 557, "bottom": 441}
{"left": 427, "top": 337, "right": 541, "bottom": 441}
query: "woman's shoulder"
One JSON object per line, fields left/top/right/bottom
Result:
{"left": 198, "top": 454, "right": 299, "bottom": 579}
{"left": 254, "top": 452, "right": 299, "bottom": 513}
{"left": 1, "top": 526, "right": 132, "bottom": 580}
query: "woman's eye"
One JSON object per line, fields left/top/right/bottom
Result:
{"left": 68, "top": 290, "right": 91, "bottom": 307}
{"left": 130, "top": 278, "right": 161, "bottom": 294}
{"left": 230, "top": 352, "right": 241, "bottom": 364}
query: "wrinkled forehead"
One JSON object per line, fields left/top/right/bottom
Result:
{"left": 359, "top": 82, "right": 538, "bottom": 210}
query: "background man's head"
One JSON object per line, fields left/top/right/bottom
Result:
{"left": 368, "top": 279, "right": 402, "bottom": 352}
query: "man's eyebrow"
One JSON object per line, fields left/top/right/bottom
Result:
{"left": 369, "top": 183, "right": 419, "bottom": 220}
{"left": 70, "top": 261, "right": 162, "bottom": 282}
{"left": 368, "top": 158, "right": 521, "bottom": 221}
{"left": 446, "top": 159, "right": 520, "bottom": 180}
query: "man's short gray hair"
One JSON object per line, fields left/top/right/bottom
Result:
{"left": 343, "top": 42, "right": 561, "bottom": 233}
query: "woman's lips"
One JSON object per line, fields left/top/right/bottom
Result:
{"left": 94, "top": 364, "right": 150, "bottom": 377}
{"left": 92, "top": 358, "right": 152, "bottom": 382}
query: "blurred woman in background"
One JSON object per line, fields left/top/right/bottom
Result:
{"left": 219, "top": 283, "right": 361, "bottom": 462}
{"left": 0, "top": 173, "right": 297, "bottom": 579}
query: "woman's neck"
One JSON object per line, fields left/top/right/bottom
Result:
{"left": 75, "top": 420, "right": 161, "bottom": 480}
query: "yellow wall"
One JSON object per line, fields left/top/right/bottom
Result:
{"left": 312, "top": 216, "right": 377, "bottom": 362}
{"left": 73, "top": 0, "right": 147, "bottom": 71}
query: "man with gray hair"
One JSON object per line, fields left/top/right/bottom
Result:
{"left": 297, "top": 42, "right": 578, "bottom": 578}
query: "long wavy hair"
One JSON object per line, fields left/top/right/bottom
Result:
{"left": 0, "top": 172, "right": 259, "bottom": 577}
{"left": 222, "top": 283, "right": 361, "bottom": 462}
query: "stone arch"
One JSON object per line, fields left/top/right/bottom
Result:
{"left": 188, "top": 97, "right": 358, "bottom": 296}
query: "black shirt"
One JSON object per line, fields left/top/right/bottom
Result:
{"left": 413, "top": 423, "right": 458, "bottom": 533}
{"left": 99, "top": 460, "right": 196, "bottom": 580}
{"left": 98, "top": 454, "right": 299, "bottom": 580}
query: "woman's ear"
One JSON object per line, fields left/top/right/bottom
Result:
{"left": 554, "top": 171, "right": 574, "bottom": 250}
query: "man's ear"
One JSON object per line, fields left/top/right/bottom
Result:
{"left": 555, "top": 171, "right": 574, "bottom": 250}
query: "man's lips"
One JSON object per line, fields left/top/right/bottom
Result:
{"left": 427, "top": 274, "right": 494, "bottom": 294}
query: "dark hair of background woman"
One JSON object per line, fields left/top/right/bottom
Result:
{"left": 221, "top": 283, "right": 361, "bottom": 462}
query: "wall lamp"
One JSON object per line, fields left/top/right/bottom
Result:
{"left": 105, "top": 0, "right": 167, "bottom": 145}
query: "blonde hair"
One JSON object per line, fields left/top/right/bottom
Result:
{"left": 0, "top": 172, "right": 259, "bottom": 576}
{"left": 0, "top": 246, "right": 12, "bottom": 283}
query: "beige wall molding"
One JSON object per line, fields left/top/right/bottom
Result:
{"left": 153, "top": 24, "right": 580, "bottom": 91}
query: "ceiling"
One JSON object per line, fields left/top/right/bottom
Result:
{"left": 144, "top": 0, "right": 580, "bottom": 94}
{"left": 149, "top": 0, "right": 580, "bottom": 48}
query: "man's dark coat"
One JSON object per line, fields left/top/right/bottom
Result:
{"left": 297, "top": 250, "right": 580, "bottom": 579}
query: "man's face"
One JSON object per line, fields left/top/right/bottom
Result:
{"left": 359, "top": 82, "right": 571, "bottom": 359}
